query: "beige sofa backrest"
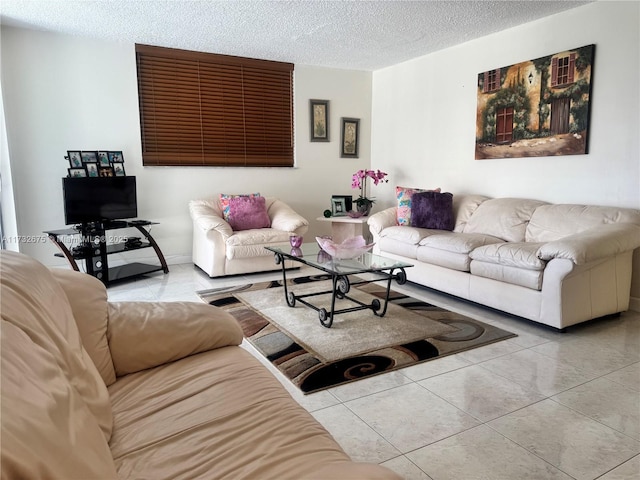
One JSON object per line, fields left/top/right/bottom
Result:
{"left": 526, "top": 204, "right": 640, "bottom": 242}
{"left": 1, "top": 251, "right": 118, "bottom": 478}
{"left": 462, "top": 197, "right": 549, "bottom": 242}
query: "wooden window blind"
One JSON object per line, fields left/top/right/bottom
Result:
{"left": 135, "top": 44, "right": 294, "bottom": 167}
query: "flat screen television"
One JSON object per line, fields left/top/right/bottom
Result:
{"left": 62, "top": 176, "right": 137, "bottom": 225}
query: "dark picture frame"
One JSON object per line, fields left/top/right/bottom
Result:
{"left": 340, "top": 117, "right": 360, "bottom": 158}
{"left": 97, "top": 151, "right": 110, "bottom": 166}
{"left": 81, "top": 151, "right": 98, "bottom": 164}
{"left": 108, "top": 151, "right": 124, "bottom": 163}
{"left": 98, "top": 166, "right": 115, "bottom": 177}
{"left": 68, "top": 167, "right": 87, "bottom": 178}
{"left": 310, "top": 99, "right": 329, "bottom": 142}
{"left": 331, "top": 197, "right": 347, "bottom": 217}
{"left": 112, "top": 163, "right": 126, "bottom": 176}
{"left": 85, "top": 163, "right": 99, "bottom": 177}
{"left": 67, "top": 150, "right": 83, "bottom": 168}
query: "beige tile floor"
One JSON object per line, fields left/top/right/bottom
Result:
{"left": 107, "top": 263, "right": 640, "bottom": 480}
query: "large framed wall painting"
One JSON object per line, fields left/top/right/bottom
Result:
{"left": 475, "top": 44, "right": 594, "bottom": 159}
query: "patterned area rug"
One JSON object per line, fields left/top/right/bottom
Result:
{"left": 197, "top": 275, "right": 516, "bottom": 394}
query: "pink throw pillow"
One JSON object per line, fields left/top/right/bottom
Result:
{"left": 228, "top": 196, "right": 271, "bottom": 231}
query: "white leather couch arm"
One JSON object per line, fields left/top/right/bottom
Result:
{"left": 269, "top": 199, "right": 309, "bottom": 233}
{"left": 189, "top": 200, "right": 233, "bottom": 238}
{"left": 107, "top": 302, "right": 244, "bottom": 377}
{"left": 538, "top": 223, "right": 640, "bottom": 265}
{"left": 368, "top": 207, "right": 397, "bottom": 239}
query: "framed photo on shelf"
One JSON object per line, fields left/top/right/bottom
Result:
{"left": 81, "top": 151, "right": 98, "bottom": 163}
{"left": 67, "top": 150, "right": 83, "bottom": 168}
{"left": 112, "top": 163, "right": 126, "bottom": 176}
{"left": 340, "top": 117, "right": 359, "bottom": 158}
{"left": 97, "top": 151, "right": 110, "bottom": 167}
{"left": 309, "top": 99, "right": 329, "bottom": 142}
{"left": 85, "top": 163, "right": 99, "bottom": 177}
{"left": 331, "top": 197, "right": 347, "bottom": 217}
{"left": 331, "top": 195, "right": 353, "bottom": 212}
{"left": 108, "top": 151, "right": 124, "bottom": 163}
{"left": 68, "top": 167, "right": 87, "bottom": 178}
{"left": 98, "top": 166, "right": 114, "bottom": 177}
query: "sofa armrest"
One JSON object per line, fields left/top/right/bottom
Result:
{"left": 269, "top": 199, "right": 310, "bottom": 233}
{"left": 367, "top": 207, "right": 397, "bottom": 237}
{"left": 107, "top": 302, "right": 243, "bottom": 377}
{"left": 538, "top": 223, "right": 640, "bottom": 264}
{"left": 189, "top": 200, "right": 233, "bottom": 238}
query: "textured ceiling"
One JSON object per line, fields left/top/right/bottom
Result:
{"left": 1, "top": 0, "right": 591, "bottom": 71}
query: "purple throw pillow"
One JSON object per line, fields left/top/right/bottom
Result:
{"left": 410, "top": 191, "right": 454, "bottom": 230}
{"left": 228, "top": 196, "right": 271, "bottom": 231}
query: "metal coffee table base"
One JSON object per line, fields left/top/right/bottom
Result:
{"left": 273, "top": 253, "right": 408, "bottom": 328}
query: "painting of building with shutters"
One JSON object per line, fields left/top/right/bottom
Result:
{"left": 475, "top": 44, "right": 594, "bottom": 159}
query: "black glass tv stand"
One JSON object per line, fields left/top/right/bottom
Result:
{"left": 44, "top": 220, "right": 169, "bottom": 286}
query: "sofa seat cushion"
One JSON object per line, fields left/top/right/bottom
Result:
{"left": 379, "top": 225, "right": 436, "bottom": 244}
{"left": 108, "top": 347, "right": 351, "bottom": 479}
{"left": 419, "top": 232, "right": 505, "bottom": 254}
{"left": 416, "top": 247, "right": 471, "bottom": 271}
{"left": 470, "top": 261, "right": 544, "bottom": 290}
{"left": 470, "top": 242, "right": 546, "bottom": 270}
{"left": 225, "top": 229, "right": 291, "bottom": 260}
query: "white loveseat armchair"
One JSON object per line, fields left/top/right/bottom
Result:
{"left": 189, "top": 196, "right": 309, "bottom": 277}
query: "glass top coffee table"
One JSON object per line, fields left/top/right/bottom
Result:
{"left": 265, "top": 243, "right": 413, "bottom": 328}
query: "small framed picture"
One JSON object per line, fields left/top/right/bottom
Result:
{"left": 67, "top": 150, "right": 83, "bottom": 168}
{"left": 310, "top": 99, "right": 329, "bottom": 142}
{"left": 97, "top": 151, "right": 110, "bottom": 167}
{"left": 340, "top": 117, "right": 360, "bottom": 158}
{"left": 331, "top": 197, "right": 347, "bottom": 217}
{"left": 81, "top": 151, "right": 98, "bottom": 163}
{"left": 112, "top": 163, "right": 126, "bottom": 176}
{"left": 85, "top": 163, "right": 99, "bottom": 177}
{"left": 108, "top": 151, "right": 124, "bottom": 163}
{"left": 98, "top": 166, "right": 114, "bottom": 177}
{"left": 68, "top": 167, "right": 87, "bottom": 178}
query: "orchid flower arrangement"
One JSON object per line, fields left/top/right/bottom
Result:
{"left": 351, "top": 169, "right": 389, "bottom": 209}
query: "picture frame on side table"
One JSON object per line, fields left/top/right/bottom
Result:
{"left": 67, "top": 150, "right": 83, "bottom": 168}
{"left": 340, "top": 117, "right": 359, "bottom": 158}
{"left": 68, "top": 167, "right": 87, "bottom": 178}
{"left": 310, "top": 99, "right": 329, "bottom": 142}
{"left": 331, "top": 197, "right": 347, "bottom": 217}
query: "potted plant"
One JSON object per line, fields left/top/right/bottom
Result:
{"left": 351, "top": 169, "right": 388, "bottom": 216}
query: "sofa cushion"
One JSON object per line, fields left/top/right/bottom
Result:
{"left": 411, "top": 191, "right": 454, "bottom": 230}
{"left": 416, "top": 247, "right": 472, "bottom": 271}
{"left": 470, "top": 242, "right": 546, "bottom": 270}
{"left": 219, "top": 192, "right": 260, "bottom": 221}
{"left": 396, "top": 186, "right": 440, "bottom": 226}
{"left": 470, "top": 261, "right": 544, "bottom": 290}
{"left": 1, "top": 320, "right": 118, "bottom": 479}
{"left": 108, "top": 347, "right": 353, "bottom": 479}
{"left": 419, "top": 232, "right": 505, "bottom": 254}
{"left": 526, "top": 204, "right": 640, "bottom": 242}
{"left": 463, "top": 198, "right": 548, "bottom": 242}
{"left": 452, "top": 195, "right": 491, "bottom": 232}
{"left": 0, "top": 252, "right": 113, "bottom": 441}
{"left": 378, "top": 236, "right": 419, "bottom": 259}
{"left": 228, "top": 195, "right": 271, "bottom": 231}
{"left": 379, "top": 225, "right": 435, "bottom": 245}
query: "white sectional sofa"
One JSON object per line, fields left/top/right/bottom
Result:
{"left": 368, "top": 195, "right": 640, "bottom": 330}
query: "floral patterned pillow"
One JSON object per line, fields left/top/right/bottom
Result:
{"left": 219, "top": 193, "right": 261, "bottom": 221}
{"left": 396, "top": 186, "right": 441, "bottom": 226}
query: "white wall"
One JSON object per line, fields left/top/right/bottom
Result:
{"left": 371, "top": 1, "right": 640, "bottom": 304}
{"left": 1, "top": 27, "right": 371, "bottom": 267}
